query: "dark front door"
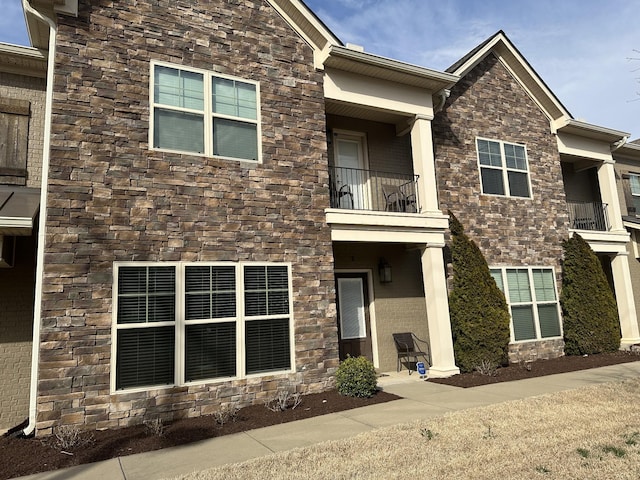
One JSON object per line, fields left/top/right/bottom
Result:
{"left": 336, "top": 273, "right": 373, "bottom": 361}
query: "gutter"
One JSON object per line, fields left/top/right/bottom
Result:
{"left": 21, "top": 0, "right": 56, "bottom": 437}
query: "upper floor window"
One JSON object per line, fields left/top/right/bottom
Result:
{"left": 476, "top": 138, "right": 531, "bottom": 198}
{"left": 629, "top": 174, "right": 640, "bottom": 214}
{"left": 150, "top": 62, "right": 261, "bottom": 162}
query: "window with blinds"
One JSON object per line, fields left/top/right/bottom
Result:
{"left": 114, "top": 263, "right": 292, "bottom": 391}
{"left": 151, "top": 61, "right": 260, "bottom": 162}
{"left": 490, "top": 267, "right": 561, "bottom": 342}
{"left": 477, "top": 138, "right": 531, "bottom": 198}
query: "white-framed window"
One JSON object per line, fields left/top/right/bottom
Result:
{"left": 150, "top": 61, "right": 261, "bottom": 162}
{"left": 476, "top": 138, "right": 531, "bottom": 198}
{"left": 629, "top": 174, "right": 640, "bottom": 214}
{"left": 112, "top": 262, "right": 293, "bottom": 391}
{"left": 490, "top": 267, "right": 562, "bottom": 342}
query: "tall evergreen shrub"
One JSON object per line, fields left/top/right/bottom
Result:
{"left": 447, "top": 212, "right": 511, "bottom": 372}
{"left": 561, "top": 233, "right": 620, "bottom": 355}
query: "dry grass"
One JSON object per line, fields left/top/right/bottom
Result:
{"left": 167, "top": 379, "right": 640, "bottom": 480}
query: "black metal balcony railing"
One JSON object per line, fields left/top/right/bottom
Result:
{"left": 329, "top": 166, "right": 420, "bottom": 213}
{"left": 567, "top": 201, "right": 610, "bottom": 231}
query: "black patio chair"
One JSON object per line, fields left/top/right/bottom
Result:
{"left": 392, "top": 332, "right": 430, "bottom": 374}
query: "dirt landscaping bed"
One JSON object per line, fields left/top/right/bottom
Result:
{"left": 428, "top": 350, "right": 640, "bottom": 388}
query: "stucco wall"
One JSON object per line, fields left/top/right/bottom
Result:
{"left": 36, "top": 0, "right": 336, "bottom": 434}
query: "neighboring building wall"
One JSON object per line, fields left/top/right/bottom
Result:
{"left": 614, "top": 159, "right": 640, "bottom": 326}
{"left": 333, "top": 243, "right": 428, "bottom": 372}
{"left": 433, "top": 53, "right": 570, "bottom": 360}
{"left": 36, "top": 1, "right": 336, "bottom": 435}
{"left": 0, "top": 233, "right": 36, "bottom": 432}
{"left": 0, "top": 71, "right": 46, "bottom": 187}
{"left": 0, "top": 70, "right": 45, "bottom": 432}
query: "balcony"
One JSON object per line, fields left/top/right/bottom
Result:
{"left": 329, "top": 166, "right": 420, "bottom": 213}
{"left": 567, "top": 201, "right": 610, "bottom": 231}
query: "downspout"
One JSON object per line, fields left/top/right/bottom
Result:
{"left": 21, "top": 0, "right": 56, "bottom": 437}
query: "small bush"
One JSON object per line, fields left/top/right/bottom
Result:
{"left": 214, "top": 404, "right": 239, "bottom": 425}
{"left": 143, "top": 418, "right": 165, "bottom": 437}
{"left": 264, "top": 387, "right": 302, "bottom": 412}
{"left": 335, "top": 356, "right": 378, "bottom": 398}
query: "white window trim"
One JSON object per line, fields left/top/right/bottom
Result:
{"left": 629, "top": 173, "right": 640, "bottom": 213}
{"left": 476, "top": 137, "right": 533, "bottom": 199}
{"left": 491, "top": 266, "right": 563, "bottom": 343}
{"left": 149, "top": 60, "right": 262, "bottom": 163}
{"left": 111, "top": 261, "right": 294, "bottom": 394}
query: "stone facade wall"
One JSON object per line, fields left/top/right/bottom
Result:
{"left": 0, "top": 71, "right": 46, "bottom": 187}
{"left": 433, "top": 53, "right": 569, "bottom": 359}
{"left": 36, "top": 0, "right": 336, "bottom": 435}
{"left": 332, "top": 243, "right": 428, "bottom": 373}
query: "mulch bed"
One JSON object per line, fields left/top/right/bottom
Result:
{"left": 3, "top": 352, "right": 640, "bottom": 479}
{"left": 0, "top": 389, "right": 398, "bottom": 480}
{"left": 428, "top": 350, "right": 640, "bottom": 388}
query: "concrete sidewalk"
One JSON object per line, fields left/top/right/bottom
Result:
{"left": 18, "top": 361, "right": 640, "bottom": 480}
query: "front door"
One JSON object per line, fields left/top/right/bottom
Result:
{"left": 334, "top": 133, "right": 369, "bottom": 210}
{"left": 336, "top": 273, "right": 373, "bottom": 361}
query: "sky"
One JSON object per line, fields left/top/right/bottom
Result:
{"left": 1, "top": 0, "right": 638, "bottom": 139}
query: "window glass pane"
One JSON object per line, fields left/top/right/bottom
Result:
{"left": 533, "top": 269, "right": 556, "bottom": 302}
{"left": 630, "top": 175, "right": 640, "bottom": 195}
{"left": 504, "top": 144, "right": 527, "bottom": 170}
{"left": 511, "top": 305, "right": 536, "bottom": 341}
{"left": 506, "top": 269, "right": 532, "bottom": 302}
{"left": 490, "top": 269, "right": 504, "bottom": 292}
{"left": 213, "top": 118, "right": 258, "bottom": 161}
{"left": 154, "top": 108, "right": 204, "bottom": 153}
{"left": 185, "top": 322, "right": 236, "bottom": 381}
{"left": 185, "top": 266, "right": 236, "bottom": 320}
{"left": 245, "top": 318, "right": 291, "bottom": 374}
{"left": 538, "top": 304, "right": 561, "bottom": 338}
{"left": 155, "top": 66, "right": 203, "bottom": 110}
{"left": 477, "top": 140, "right": 502, "bottom": 167}
{"left": 507, "top": 171, "right": 530, "bottom": 197}
{"left": 117, "top": 266, "right": 175, "bottom": 324}
{"left": 116, "top": 327, "right": 175, "bottom": 389}
{"left": 481, "top": 168, "right": 505, "bottom": 195}
{"left": 212, "top": 78, "right": 257, "bottom": 120}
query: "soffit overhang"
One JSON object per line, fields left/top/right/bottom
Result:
{"left": 325, "top": 45, "right": 459, "bottom": 92}
{"left": 0, "top": 42, "right": 47, "bottom": 78}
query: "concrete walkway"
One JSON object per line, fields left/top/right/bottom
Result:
{"left": 18, "top": 361, "right": 640, "bottom": 480}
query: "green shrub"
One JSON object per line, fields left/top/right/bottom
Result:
{"left": 447, "top": 212, "right": 511, "bottom": 373}
{"left": 335, "top": 356, "right": 378, "bottom": 398}
{"left": 561, "top": 233, "right": 621, "bottom": 355}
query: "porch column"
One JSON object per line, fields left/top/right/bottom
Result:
{"left": 610, "top": 252, "right": 640, "bottom": 348}
{"left": 410, "top": 116, "right": 440, "bottom": 214}
{"left": 420, "top": 244, "right": 459, "bottom": 377}
{"left": 597, "top": 160, "right": 625, "bottom": 232}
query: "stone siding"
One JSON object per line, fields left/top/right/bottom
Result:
{"left": 433, "top": 53, "right": 569, "bottom": 360}
{"left": 36, "top": 0, "right": 336, "bottom": 435}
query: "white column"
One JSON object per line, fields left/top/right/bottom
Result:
{"left": 410, "top": 116, "right": 440, "bottom": 214}
{"left": 420, "top": 244, "right": 459, "bottom": 377}
{"left": 611, "top": 253, "right": 640, "bottom": 348}
{"left": 598, "top": 160, "right": 625, "bottom": 232}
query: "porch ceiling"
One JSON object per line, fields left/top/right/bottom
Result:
{"left": 325, "top": 99, "right": 411, "bottom": 127}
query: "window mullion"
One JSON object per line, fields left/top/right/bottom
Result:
{"left": 203, "top": 74, "right": 213, "bottom": 157}
{"left": 176, "top": 263, "right": 185, "bottom": 386}
{"left": 237, "top": 264, "right": 245, "bottom": 378}
{"left": 528, "top": 269, "right": 542, "bottom": 340}
{"left": 500, "top": 141, "right": 510, "bottom": 196}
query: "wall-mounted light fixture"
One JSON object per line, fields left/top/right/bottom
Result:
{"left": 378, "top": 258, "right": 392, "bottom": 283}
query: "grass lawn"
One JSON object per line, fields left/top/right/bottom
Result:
{"left": 168, "top": 378, "right": 640, "bottom": 480}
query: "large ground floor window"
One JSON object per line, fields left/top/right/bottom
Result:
{"left": 112, "top": 262, "right": 293, "bottom": 391}
{"left": 490, "top": 266, "right": 562, "bottom": 342}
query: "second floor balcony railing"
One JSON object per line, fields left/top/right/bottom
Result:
{"left": 329, "top": 166, "right": 420, "bottom": 213}
{"left": 567, "top": 201, "right": 610, "bottom": 231}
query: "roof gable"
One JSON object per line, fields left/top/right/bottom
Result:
{"left": 447, "top": 31, "right": 571, "bottom": 124}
